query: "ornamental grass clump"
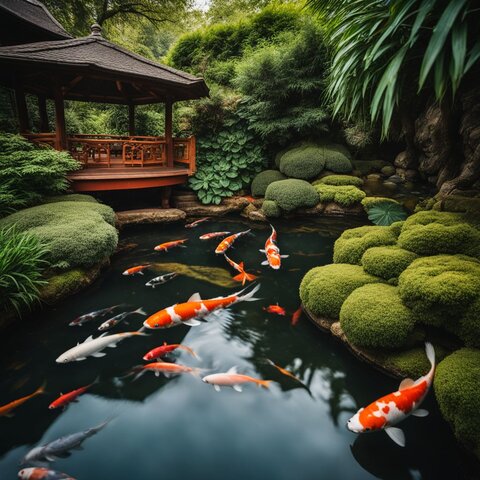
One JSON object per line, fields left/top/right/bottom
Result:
{"left": 264, "top": 179, "right": 319, "bottom": 212}
{"left": 251, "top": 170, "right": 287, "bottom": 197}
{"left": 314, "top": 184, "right": 366, "bottom": 206}
{"left": 361, "top": 246, "right": 418, "bottom": 282}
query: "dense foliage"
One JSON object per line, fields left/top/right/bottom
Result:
{"left": 251, "top": 170, "right": 286, "bottom": 197}
{"left": 264, "top": 179, "right": 319, "bottom": 212}
{"left": 361, "top": 246, "right": 418, "bottom": 282}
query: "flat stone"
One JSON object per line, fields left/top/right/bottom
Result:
{"left": 367, "top": 173, "right": 382, "bottom": 181}
{"left": 248, "top": 209, "right": 268, "bottom": 222}
{"left": 116, "top": 208, "right": 186, "bottom": 228}
{"left": 387, "top": 174, "right": 404, "bottom": 184}
{"left": 323, "top": 202, "right": 365, "bottom": 216}
{"left": 381, "top": 165, "right": 396, "bottom": 176}
{"left": 297, "top": 203, "right": 325, "bottom": 215}
{"left": 182, "top": 196, "right": 250, "bottom": 217}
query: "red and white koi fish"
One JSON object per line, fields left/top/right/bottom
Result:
{"left": 18, "top": 467, "right": 75, "bottom": 480}
{"left": 143, "top": 342, "right": 198, "bottom": 361}
{"left": 48, "top": 378, "right": 98, "bottom": 410}
{"left": 0, "top": 383, "right": 45, "bottom": 417}
{"left": 199, "top": 231, "right": 231, "bottom": 241}
{"left": 215, "top": 229, "right": 251, "bottom": 254}
{"left": 347, "top": 342, "right": 436, "bottom": 447}
{"left": 263, "top": 304, "right": 286, "bottom": 316}
{"left": 291, "top": 306, "right": 303, "bottom": 326}
{"left": 69, "top": 305, "right": 124, "bottom": 326}
{"left": 122, "top": 265, "right": 151, "bottom": 276}
{"left": 133, "top": 362, "right": 202, "bottom": 380}
{"left": 185, "top": 217, "right": 210, "bottom": 228}
{"left": 260, "top": 224, "right": 288, "bottom": 270}
{"left": 154, "top": 239, "right": 188, "bottom": 252}
{"left": 143, "top": 283, "right": 261, "bottom": 329}
{"left": 223, "top": 253, "right": 258, "bottom": 286}
{"left": 202, "top": 366, "right": 272, "bottom": 392}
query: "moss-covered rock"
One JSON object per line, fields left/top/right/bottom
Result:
{"left": 251, "top": 170, "right": 287, "bottom": 197}
{"left": 261, "top": 200, "right": 281, "bottom": 218}
{"left": 361, "top": 246, "right": 419, "bottom": 282}
{"left": 265, "top": 179, "right": 319, "bottom": 212}
{"left": 313, "top": 175, "right": 364, "bottom": 187}
{"left": 435, "top": 348, "right": 480, "bottom": 459}
{"left": 43, "top": 194, "right": 98, "bottom": 204}
{"left": 352, "top": 159, "right": 390, "bottom": 175}
{"left": 278, "top": 144, "right": 326, "bottom": 180}
{"left": 389, "top": 221, "right": 405, "bottom": 236}
{"left": 314, "top": 184, "right": 366, "bottom": 207}
{"left": 300, "top": 263, "right": 382, "bottom": 318}
{"left": 321, "top": 143, "right": 353, "bottom": 173}
{"left": 361, "top": 196, "right": 400, "bottom": 209}
{"left": 333, "top": 225, "right": 399, "bottom": 265}
{"left": 453, "top": 296, "right": 480, "bottom": 348}
{"left": 442, "top": 195, "right": 480, "bottom": 215}
{"left": 340, "top": 284, "right": 416, "bottom": 349}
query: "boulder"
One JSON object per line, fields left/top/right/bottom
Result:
{"left": 116, "top": 208, "right": 186, "bottom": 228}
{"left": 323, "top": 202, "right": 365, "bottom": 216}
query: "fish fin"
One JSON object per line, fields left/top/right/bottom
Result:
{"left": 183, "top": 319, "right": 201, "bottom": 326}
{"left": 399, "top": 378, "right": 415, "bottom": 390}
{"left": 259, "top": 249, "right": 266, "bottom": 253}
{"left": 385, "top": 427, "right": 405, "bottom": 447}
{"left": 214, "top": 385, "right": 221, "bottom": 392}
{"left": 233, "top": 385, "right": 243, "bottom": 392}
{"left": 227, "top": 366, "right": 238, "bottom": 374}
{"left": 135, "top": 307, "right": 147, "bottom": 316}
{"left": 280, "top": 255, "right": 289, "bottom": 258}
{"left": 425, "top": 342, "right": 435, "bottom": 368}
{"left": 107, "top": 343, "right": 117, "bottom": 348}
{"left": 83, "top": 335, "right": 94, "bottom": 343}
{"left": 238, "top": 262, "right": 244, "bottom": 269}
{"left": 188, "top": 292, "right": 202, "bottom": 302}
{"left": 261, "top": 260, "right": 269, "bottom": 265}
{"left": 411, "top": 408, "right": 429, "bottom": 417}
{"left": 75, "top": 357, "right": 87, "bottom": 361}
{"left": 154, "top": 371, "right": 160, "bottom": 377}
{"left": 180, "top": 245, "right": 187, "bottom": 248}
{"left": 164, "top": 373, "right": 174, "bottom": 379}
{"left": 91, "top": 352, "right": 107, "bottom": 358}
{"left": 237, "top": 283, "right": 261, "bottom": 302}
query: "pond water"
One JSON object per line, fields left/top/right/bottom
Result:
{"left": 0, "top": 217, "right": 474, "bottom": 480}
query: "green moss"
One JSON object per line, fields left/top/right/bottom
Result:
{"left": 340, "top": 284, "right": 416, "bottom": 349}
{"left": 435, "top": 349, "right": 480, "bottom": 459}
{"left": 454, "top": 297, "right": 480, "bottom": 348}
{"left": 265, "top": 179, "right": 319, "bottom": 212}
{"left": 278, "top": 144, "right": 326, "bottom": 180}
{"left": 361, "top": 196, "right": 400, "bottom": 209}
{"left": 251, "top": 170, "right": 287, "bottom": 197}
{"left": 333, "top": 225, "right": 399, "bottom": 265}
{"left": 321, "top": 143, "right": 352, "bottom": 173}
{"left": 43, "top": 194, "right": 98, "bottom": 204}
{"left": 300, "top": 263, "right": 382, "bottom": 318}
{"left": 41, "top": 269, "right": 88, "bottom": 303}
{"left": 361, "top": 246, "right": 419, "bottom": 281}
{"left": 389, "top": 221, "right": 405, "bottom": 236}
{"left": 314, "top": 184, "right": 366, "bottom": 206}
{"left": 261, "top": 200, "right": 281, "bottom": 218}
{"left": 313, "top": 175, "right": 364, "bottom": 187}
{"left": 299, "top": 265, "right": 325, "bottom": 301}
{"left": 352, "top": 159, "right": 390, "bottom": 175}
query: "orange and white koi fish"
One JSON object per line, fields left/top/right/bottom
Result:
{"left": 18, "top": 467, "right": 76, "bottom": 479}
{"left": 199, "top": 231, "right": 231, "bottom": 241}
{"left": 260, "top": 224, "right": 288, "bottom": 270}
{"left": 291, "top": 306, "right": 303, "bottom": 326}
{"left": 48, "top": 378, "right": 98, "bottom": 410}
{"left": 0, "top": 383, "right": 45, "bottom": 417}
{"left": 202, "top": 366, "right": 271, "bottom": 392}
{"left": 122, "top": 265, "right": 151, "bottom": 276}
{"left": 143, "top": 342, "right": 198, "bottom": 361}
{"left": 347, "top": 342, "right": 436, "bottom": 447}
{"left": 154, "top": 239, "right": 188, "bottom": 252}
{"left": 185, "top": 217, "right": 210, "bottom": 228}
{"left": 215, "top": 229, "right": 251, "bottom": 254}
{"left": 263, "top": 304, "right": 286, "bottom": 315}
{"left": 143, "top": 283, "right": 261, "bottom": 329}
{"left": 133, "top": 362, "right": 202, "bottom": 380}
{"left": 223, "top": 253, "right": 258, "bottom": 286}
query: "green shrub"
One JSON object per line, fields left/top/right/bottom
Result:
{"left": 397, "top": 210, "right": 480, "bottom": 259}
{"left": 299, "top": 265, "right": 325, "bottom": 302}
{"left": 314, "top": 184, "right": 366, "bottom": 206}
{"left": 0, "top": 227, "right": 49, "bottom": 315}
{"left": 265, "top": 179, "right": 319, "bottom": 212}
{"left": 43, "top": 194, "right": 98, "bottom": 204}
{"left": 0, "top": 201, "right": 117, "bottom": 270}
{"left": 261, "top": 200, "right": 281, "bottom": 218}
{"left": 361, "top": 246, "right": 418, "bottom": 281}
{"left": 333, "top": 225, "right": 399, "bottom": 265}
{"left": 314, "top": 175, "right": 363, "bottom": 187}
{"left": 251, "top": 170, "right": 286, "bottom": 197}
{"left": 322, "top": 143, "right": 353, "bottom": 173}
{"left": 361, "top": 197, "right": 400, "bottom": 209}
{"left": 278, "top": 144, "right": 326, "bottom": 180}
{"left": 435, "top": 349, "right": 480, "bottom": 459}
{"left": 300, "top": 263, "right": 382, "bottom": 318}
{"left": 340, "top": 284, "right": 416, "bottom": 349}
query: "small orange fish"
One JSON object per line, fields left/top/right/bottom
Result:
{"left": 185, "top": 217, "right": 210, "bottom": 228}
{"left": 199, "top": 231, "right": 231, "bottom": 241}
{"left": 215, "top": 230, "right": 251, "bottom": 254}
{"left": 133, "top": 362, "right": 201, "bottom": 380}
{"left": 122, "top": 265, "right": 151, "bottom": 276}
{"left": 263, "top": 304, "right": 286, "bottom": 316}
{"left": 49, "top": 378, "right": 98, "bottom": 410}
{"left": 291, "top": 306, "right": 303, "bottom": 326}
{"left": 154, "top": 239, "right": 188, "bottom": 252}
{"left": 223, "top": 253, "right": 258, "bottom": 286}
{"left": 266, "top": 359, "right": 302, "bottom": 383}
{"left": 0, "top": 383, "right": 45, "bottom": 417}
{"left": 243, "top": 195, "right": 256, "bottom": 203}
{"left": 143, "top": 342, "right": 198, "bottom": 361}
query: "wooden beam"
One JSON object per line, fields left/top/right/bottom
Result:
{"left": 62, "top": 75, "right": 83, "bottom": 94}
{"left": 165, "top": 99, "right": 174, "bottom": 168}
{"left": 14, "top": 82, "right": 29, "bottom": 133}
{"left": 53, "top": 85, "right": 67, "bottom": 150}
{"left": 38, "top": 95, "right": 49, "bottom": 132}
{"left": 128, "top": 104, "right": 135, "bottom": 136}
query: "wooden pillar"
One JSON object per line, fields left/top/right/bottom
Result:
{"left": 161, "top": 186, "right": 172, "bottom": 209}
{"left": 38, "top": 95, "right": 49, "bottom": 132}
{"left": 14, "top": 82, "right": 29, "bottom": 133}
{"left": 53, "top": 85, "right": 67, "bottom": 150}
{"left": 128, "top": 104, "right": 135, "bottom": 136}
{"left": 165, "top": 99, "right": 174, "bottom": 168}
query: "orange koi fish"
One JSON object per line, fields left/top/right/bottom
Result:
{"left": 133, "top": 362, "right": 202, "bottom": 380}
{"left": 202, "top": 366, "right": 272, "bottom": 392}
{"left": 260, "top": 224, "right": 288, "bottom": 270}
{"left": 263, "top": 304, "right": 286, "bottom": 315}
{"left": 266, "top": 359, "right": 301, "bottom": 382}
{"left": 154, "top": 239, "right": 188, "bottom": 252}
{"left": 18, "top": 467, "right": 75, "bottom": 480}
{"left": 0, "top": 383, "right": 45, "bottom": 417}
{"left": 199, "top": 231, "right": 231, "bottom": 241}
{"left": 122, "top": 265, "right": 151, "bottom": 276}
{"left": 347, "top": 343, "right": 436, "bottom": 447}
{"left": 143, "top": 283, "right": 261, "bottom": 329}
{"left": 223, "top": 253, "right": 258, "bottom": 286}
{"left": 243, "top": 195, "right": 256, "bottom": 203}
{"left": 48, "top": 378, "right": 98, "bottom": 410}
{"left": 291, "top": 306, "right": 303, "bottom": 326}
{"left": 215, "top": 229, "right": 251, "bottom": 254}
{"left": 185, "top": 217, "right": 210, "bottom": 228}
{"left": 143, "top": 342, "right": 198, "bottom": 361}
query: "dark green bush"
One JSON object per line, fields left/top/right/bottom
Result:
{"left": 314, "top": 175, "right": 363, "bottom": 187}
{"left": 314, "top": 184, "right": 366, "bottom": 206}
{"left": 261, "top": 200, "right": 281, "bottom": 218}
{"left": 455, "top": 297, "right": 480, "bottom": 348}
{"left": 340, "top": 284, "right": 416, "bottom": 349}
{"left": 264, "top": 179, "right": 319, "bottom": 212}
{"left": 251, "top": 170, "right": 286, "bottom": 197}
{"left": 361, "top": 246, "right": 418, "bottom": 282}
{"left": 278, "top": 144, "right": 326, "bottom": 180}
{"left": 321, "top": 143, "right": 353, "bottom": 173}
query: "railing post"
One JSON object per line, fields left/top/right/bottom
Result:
{"left": 189, "top": 136, "right": 196, "bottom": 173}
{"left": 165, "top": 98, "right": 174, "bottom": 168}
{"left": 128, "top": 104, "right": 135, "bottom": 136}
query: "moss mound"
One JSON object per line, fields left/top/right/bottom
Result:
{"left": 361, "top": 246, "right": 418, "bottom": 282}
{"left": 313, "top": 174, "right": 363, "bottom": 187}
{"left": 300, "top": 263, "right": 382, "bottom": 318}
{"left": 321, "top": 143, "right": 352, "bottom": 173}
{"left": 251, "top": 170, "right": 287, "bottom": 197}
{"left": 435, "top": 349, "right": 480, "bottom": 459}
{"left": 340, "top": 284, "right": 416, "bottom": 349}
{"left": 452, "top": 296, "right": 480, "bottom": 348}
{"left": 333, "top": 225, "right": 399, "bottom": 265}
{"left": 43, "top": 194, "right": 98, "bottom": 204}
{"left": 361, "top": 196, "right": 400, "bottom": 209}
{"left": 0, "top": 201, "right": 118, "bottom": 270}
{"left": 265, "top": 179, "right": 319, "bottom": 212}
{"left": 314, "top": 184, "right": 366, "bottom": 206}
{"left": 262, "top": 200, "right": 281, "bottom": 218}
{"left": 278, "top": 144, "right": 326, "bottom": 180}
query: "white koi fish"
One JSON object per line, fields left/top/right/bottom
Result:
{"left": 202, "top": 366, "right": 271, "bottom": 392}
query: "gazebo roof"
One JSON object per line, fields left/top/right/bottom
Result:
{"left": 0, "top": 24, "right": 209, "bottom": 104}
{"left": 0, "top": 0, "right": 72, "bottom": 45}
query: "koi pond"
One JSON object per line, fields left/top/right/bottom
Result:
{"left": 0, "top": 218, "right": 474, "bottom": 479}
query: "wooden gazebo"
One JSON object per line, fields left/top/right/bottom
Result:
{"left": 0, "top": 13, "right": 209, "bottom": 202}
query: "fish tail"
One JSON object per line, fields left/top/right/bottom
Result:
{"left": 425, "top": 342, "right": 435, "bottom": 372}
{"left": 190, "top": 368, "right": 204, "bottom": 378}
{"left": 178, "top": 345, "right": 199, "bottom": 359}
{"left": 257, "top": 380, "right": 272, "bottom": 389}
{"left": 237, "top": 283, "right": 261, "bottom": 303}
{"left": 134, "top": 327, "right": 149, "bottom": 335}
{"left": 36, "top": 382, "right": 47, "bottom": 396}
{"left": 135, "top": 307, "right": 147, "bottom": 316}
